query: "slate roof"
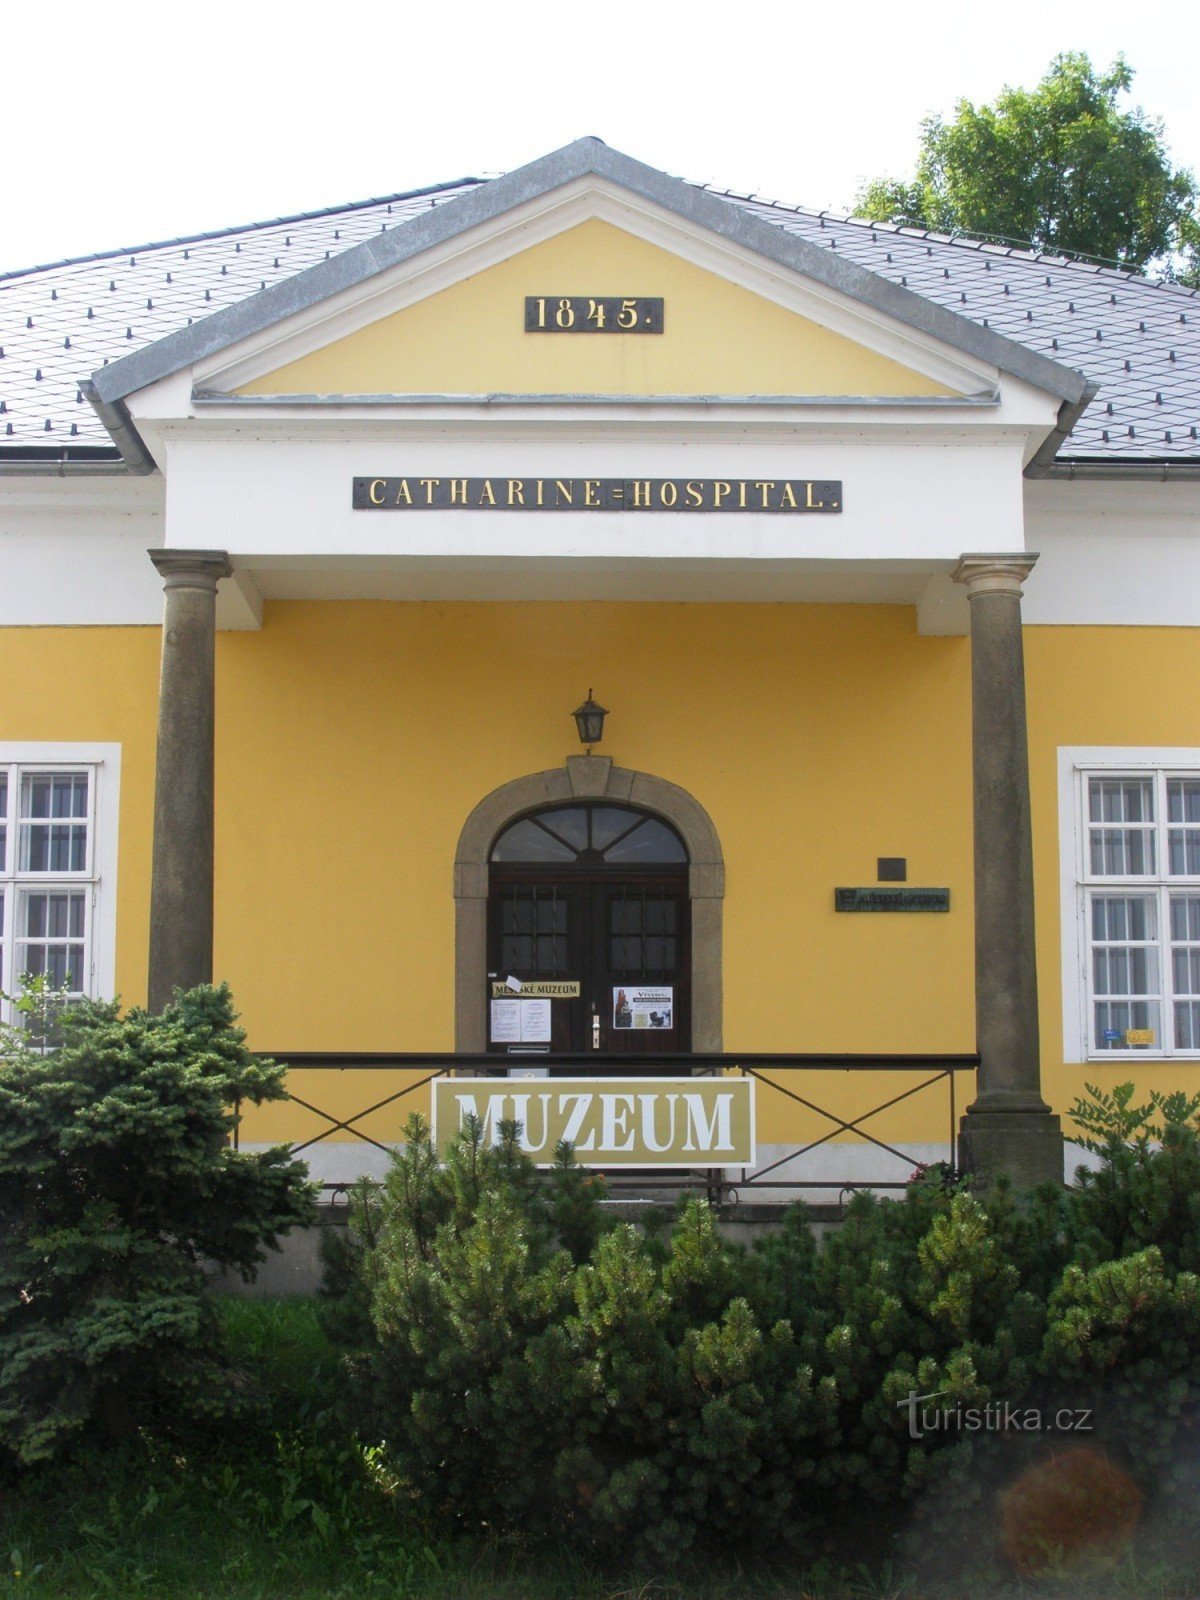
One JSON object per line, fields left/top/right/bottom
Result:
{"left": 0, "top": 180, "right": 480, "bottom": 457}
{"left": 718, "top": 193, "right": 1199, "bottom": 463}
{"left": 1, "top": 163, "right": 1197, "bottom": 466}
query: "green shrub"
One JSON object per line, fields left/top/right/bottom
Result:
{"left": 322, "top": 1096, "right": 1200, "bottom": 1565}
{"left": 328, "top": 1122, "right": 1026, "bottom": 1556}
{"left": 0, "top": 984, "right": 316, "bottom": 1463}
{"left": 1066, "top": 1081, "right": 1200, "bottom": 1273}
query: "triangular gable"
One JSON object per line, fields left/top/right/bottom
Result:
{"left": 233, "top": 220, "right": 956, "bottom": 400}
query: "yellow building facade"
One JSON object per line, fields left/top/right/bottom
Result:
{"left": 2, "top": 141, "right": 1198, "bottom": 1194}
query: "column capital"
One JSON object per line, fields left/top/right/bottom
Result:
{"left": 149, "top": 549, "right": 232, "bottom": 590}
{"left": 952, "top": 553, "right": 1038, "bottom": 597}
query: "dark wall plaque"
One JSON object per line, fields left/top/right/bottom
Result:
{"left": 835, "top": 888, "right": 950, "bottom": 913}
{"left": 353, "top": 477, "right": 842, "bottom": 512}
{"left": 525, "top": 296, "right": 663, "bottom": 333}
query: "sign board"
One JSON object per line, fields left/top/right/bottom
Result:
{"left": 613, "top": 986, "right": 674, "bottom": 1030}
{"left": 490, "top": 980, "right": 580, "bottom": 998}
{"left": 432, "top": 1076, "right": 755, "bottom": 1168}
{"left": 525, "top": 295, "right": 664, "bottom": 333}
{"left": 489, "top": 997, "right": 552, "bottom": 1044}
{"left": 353, "top": 477, "right": 842, "bottom": 513}
{"left": 835, "top": 888, "right": 950, "bottom": 913}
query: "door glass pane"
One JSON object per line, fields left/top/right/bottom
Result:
{"left": 502, "top": 936, "right": 535, "bottom": 971}
{"left": 535, "top": 808, "right": 588, "bottom": 851}
{"left": 590, "top": 807, "right": 646, "bottom": 851}
{"left": 535, "top": 935, "right": 567, "bottom": 971}
{"left": 500, "top": 889, "right": 570, "bottom": 978}
{"left": 493, "top": 804, "right": 688, "bottom": 865}
{"left": 604, "top": 817, "right": 686, "bottom": 863}
{"left": 491, "top": 818, "right": 575, "bottom": 862}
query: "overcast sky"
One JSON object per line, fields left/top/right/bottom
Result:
{"left": 4, "top": 0, "right": 1197, "bottom": 272}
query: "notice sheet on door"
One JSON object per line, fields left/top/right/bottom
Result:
{"left": 612, "top": 986, "right": 674, "bottom": 1030}
{"left": 490, "top": 997, "right": 552, "bottom": 1044}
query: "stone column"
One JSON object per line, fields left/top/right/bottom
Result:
{"left": 147, "top": 550, "right": 232, "bottom": 1013}
{"left": 952, "top": 554, "right": 1062, "bottom": 1186}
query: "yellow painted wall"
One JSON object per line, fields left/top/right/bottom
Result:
{"left": 3, "top": 608, "right": 1197, "bottom": 1163}
{"left": 1025, "top": 627, "right": 1200, "bottom": 1131}
{"left": 237, "top": 221, "right": 955, "bottom": 399}
{"left": 1, "top": 627, "right": 159, "bottom": 1010}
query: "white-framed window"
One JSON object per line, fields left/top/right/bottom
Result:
{"left": 1059, "top": 748, "right": 1200, "bottom": 1061}
{"left": 0, "top": 744, "right": 120, "bottom": 1025}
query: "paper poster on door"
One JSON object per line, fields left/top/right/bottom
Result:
{"left": 612, "top": 986, "right": 674, "bottom": 1030}
{"left": 490, "top": 997, "right": 552, "bottom": 1043}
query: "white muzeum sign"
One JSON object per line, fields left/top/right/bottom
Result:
{"left": 432, "top": 1076, "right": 755, "bottom": 1167}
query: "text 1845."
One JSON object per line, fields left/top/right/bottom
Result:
{"left": 525, "top": 296, "right": 664, "bottom": 334}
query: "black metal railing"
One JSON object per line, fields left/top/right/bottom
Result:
{"left": 247, "top": 1050, "right": 979, "bottom": 1207}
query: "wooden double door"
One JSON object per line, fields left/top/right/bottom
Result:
{"left": 487, "top": 867, "right": 691, "bottom": 1056}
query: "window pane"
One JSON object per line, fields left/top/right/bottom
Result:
{"left": 1167, "top": 781, "right": 1200, "bottom": 876}
{"left": 1091, "top": 892, "right": 1160, "bottom": 1049}
{"left": 1090, "top": 777, "right": 1153, "bottom": 823}
{"left": 1168, "top": 780, "right": 1200, "bottom": 824}
{"left": 1169, "top": 895, "right": 1200, "bottom": 1051}
{"left": 1176, "top": 1002, "right": 1200, "bottom": 1050}
{"left": 1170, "top": 896, "right": 1200, "bottom": 942}
{"left": 0, "top": 773, "right": 7, "bottom": 871}
{"left": 1090, "top": 828, "right": 1154, "bottom": 875}
{"left": 19, "top": 772, "right": 89, "bottom": 874}
{"left": 25, "top": 894, "right": 47, "bottom": 937}
{"left": 18, "top": 890, "right": 87, "bottom": 995}
{"left": 1084, "top": 774, "right": 1200, "bottom": 1055}
{"left": 1088, "top": 778, "right": 1155, "bottom": 875}
{"left": 1095, "top": 999, "right": 1160, "bottom": 1049}
{"left": 1172, "top": 949, "right": 1200, "bottom": 993}
{"left": 1092, "top": 895, "right": 1156, "bottom": 942}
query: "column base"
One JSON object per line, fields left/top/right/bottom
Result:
{"left": 959, "top": 1108, "right": 1064, "bottom": 1189}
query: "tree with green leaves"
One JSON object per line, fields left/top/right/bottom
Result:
{"left": 0, "top": 984, "right": 315, "bottom": 1463}
{"left": 856, "top": 54, "right": 1200, "bottom": 283}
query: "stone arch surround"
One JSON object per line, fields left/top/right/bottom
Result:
{"left": 453, "top": 756, "right": 724, "bottom": 1051}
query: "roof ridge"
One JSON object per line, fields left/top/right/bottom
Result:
{"left": 708, "top": 187, "right": 1200, "bottom": 297}
{"left": 0, "top": 175, "right": 488, "bottom": 285}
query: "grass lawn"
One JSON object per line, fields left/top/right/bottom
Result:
{"left": 0, "top": 1298, "right": 1191, "bottom": 1600}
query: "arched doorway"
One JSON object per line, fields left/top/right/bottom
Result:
{"left": 454, "top": 757, "right": 723, "bottom": 1052}
{"left": 490, "top": 802, "right": 689, "bottom": 1055}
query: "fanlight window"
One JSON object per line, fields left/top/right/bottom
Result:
{"left": 490, "top": 804, "right": 687, "bottom": 866}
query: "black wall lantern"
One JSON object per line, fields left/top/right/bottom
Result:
{"left": 572, "top": 689, "right": 608, "bottom": 748}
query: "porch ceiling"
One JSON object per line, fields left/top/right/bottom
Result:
{"left": 216, "top": 554, "right": 972, "bottom": 635}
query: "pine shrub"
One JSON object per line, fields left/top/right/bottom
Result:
{"left": 0, "top": 984, "right": 315, "bottom": 1463}
{"left": 321, "top": 1089, "right": 1200, "bottom": 1564}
